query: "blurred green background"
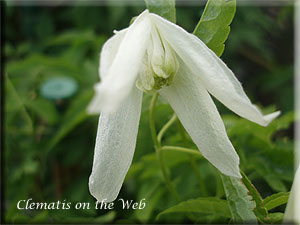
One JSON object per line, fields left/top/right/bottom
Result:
{"left": 3, "top": 1, "right": 294, "bottom": 224}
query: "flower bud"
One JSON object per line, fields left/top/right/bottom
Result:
{"left": 136, "top": 27, "right": 179, "bottom": 92}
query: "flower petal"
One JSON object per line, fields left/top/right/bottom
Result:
{"left": 89, "top": 86, "right": 143, "bottom": 202}
{"left": 151, "top": 13, "right": 280, "bottom": 127}
{"left": 89, "top": 10, "right": 151, "bottom": 113}
{"left": 159, "top": 60, "right": 241, "bottom": 178}
{"left": 283, "top": 164, "right": 300, "bottom": 224}
{"left": 99, "top": 28, "right": 128, "bottom": 79}
{"left": 87, "top": 29, "right": 128, "bottom": 114}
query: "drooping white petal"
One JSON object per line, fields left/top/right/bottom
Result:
{"left": 87, "top": 29, "right": 128, "bottom": 114}
{"left": 89, "top": 10, "right": 151, "bottom": 113}
{"left": 159, "top": 60, "right": 241, "bottom": 178}
{"left": 89, "top": 86, "right": 143, "bottom": 202}
{"left": 283, "top": 164, "right": 300, "bottom": 224}
{"left": 99, "top": 28, "right": 128, "bottom": 79}
{"left": 136, "top": 56, "right": 155, "bottom": 91}
{"left": 151, "top": 13, "right": 280, "bottom": 127}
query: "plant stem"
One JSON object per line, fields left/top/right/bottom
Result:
{"left": 157, "top": 113, "right": 177, "bottom": 144}
{"left": 161, "top": 146, "right": 202, "bottom": 157}
{"left": 149, "top": 93, "right": 181, "bottom": 202}
{"left": 149, "top": 93, "right": 160, "bottom": 149}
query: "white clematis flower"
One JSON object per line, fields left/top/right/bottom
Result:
{"left": 87, "top": 10, "right": 280, "bottom": 202}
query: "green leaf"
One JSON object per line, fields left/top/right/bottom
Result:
{"left": 268, "top": 213, "right": 284, "bottom": 224}
{"left": 193, "top": 0, "right": 236, "bottom": 57}
{"left": 264, "top": 192, "right": 289, "bottom": 211}
{"left": 57, "top": 211, "right": 116, "bottom": 223}
{"left": 5, "top": 74, "right": 33, "bottom": 134}
{"left": 144, "top": 0, "right": 176, "bottom": 23}
{"left": 25, "top": 98, "right": 59, "bottom": 125}
{"left": 46, "top": 90, "right": 93, "bottom": 152}
{"left": 220, "top": 174, "right": 258, "bottom": 224}
{"left": 241, "top": 171, "right": 269, "bottom": 222}
{"left": 223, "top": 111, "right": 294, "bottom": 147}
{"left": 30, "top": 211, "right": 49, "bottom": 223}
{"left": 157, "top": 197, "right": 231, "bottom": 220}
{"left": 134, "top": 180, "right": 164, "bottom": 223}
{"left": 93, "top": 211, "right": 116, "bottom": 223}
{"left": 264, "top": 174, "right": 287, "bottom": 192}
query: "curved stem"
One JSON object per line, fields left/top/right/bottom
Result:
{"left": 157, "top": 113, "right": 177, "bottom": 144}
{"left": 161, "top": 146, "right": 202, "bottom": 157}
{"left": 149, "top": 93, "right": 160, "bottom": 149}
{"left": 149, "top": 93, "right": 181, "bottom": 202}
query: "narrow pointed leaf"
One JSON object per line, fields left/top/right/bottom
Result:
{"left": 24, "top": 98, "right": 59, "bottom": 125}
{"left": 5, "top": 74, "right": 33, "bottom": 134}
{"left": 144, "top": 0, "right": 176, "bottom": 23}
{"left": 269, "top": 213, "right": 284, "bottom": 224}
{"left": 46, "top": 90, "right": 93, "bottom": 152}
{"left": 264, "top": 192, "right": 289, "bottom": 211}
{"left": 193, "top": 0, "right": 236, "bottom": 56}
{"left": 241, "top": 171, "right": 269, "bottom": 222}
{"left": 156, "top": 197, "right": 231, "bottom": 220}
{"left": 221, "top": 174, "right": 258, "bottom": 224}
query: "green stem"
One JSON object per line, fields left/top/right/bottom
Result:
{"left": 150, "top": 96, "right": 200, "bottom": 221}
{"left": 149, "top": 93, "right": 160, "bottom": 149}
{"left": 158, "top": 111, "right": 207, "bottom": 195}
{"left": 149, "top": 93, "right": 181, "bottom": 202}
{"left": 157, "top": 113, "right": 177, "bottom": 144}
{"left": 161, "top": 146, "right": 202, "bottom": 157}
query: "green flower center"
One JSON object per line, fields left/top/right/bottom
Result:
{"left": 136, "top": 27, "right": 179, "bottom": 92}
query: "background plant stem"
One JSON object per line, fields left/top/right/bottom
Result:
{"left": 149, "top": 93, "right": 181, "bottom": 202}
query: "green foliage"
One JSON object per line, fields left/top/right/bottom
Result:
{"left": 193, "top": 0, "right": 236, "bottom": 56}
{"left": 241, "top": 170, "right": 269, "bottom": 222}
{"left": 223, "top": 111, "right": 294, "bottom": 192}
{"left": 5, "top": 74, "right": 34, "bottom": 134}
{"left": 24, "top": 98, "right": 60, "bottom": 125}
{"left": 45, "top": 90, "right": 93, "bottom": 152}
{"left": 264, "top": 192, "right": 290, "bottom": 211}
{"left": 157, "top": 197, "right": 231, "bottom": 220}
{"left": 144, "top": 0, "right": 176, "bottom": 23}
{"left": 269, "top": 213, "right": 284, "bottom": 224}
{"left": 220, "top": 174, "right": 257, "bottom": 224}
